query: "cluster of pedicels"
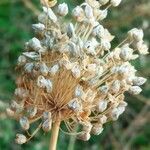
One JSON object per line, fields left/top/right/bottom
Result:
{"left": 7, "top": 0, "right": 148, "bottom": 144}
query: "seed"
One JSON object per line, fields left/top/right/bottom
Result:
{"left": 19, "top": 116, "right": 30, "bottom": 130}
{"left": 15, "top": 134, "right": 27, "bottom": 144}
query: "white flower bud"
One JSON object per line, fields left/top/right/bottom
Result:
{"left": 15, "top": 134, "right": 27, "bottom": 144}
{"left": 128, "top": 28, "right": 144, "bottom": 42}
{"left": 72, "top": 6, "right": 85, "bottom": 22}
{"left": 129, "top": 86, "right": 142, "bottom": 95}
{"left": 28, "top": 37, "right": 42, "bottom": 51}
{"left": 132, "top": 77, "right": 147, "bottom": 86}
{"left": 42, "top": 119, "right": 52, "bottom": 132}
{"left": 58, "top": 3, "right": 68, "bottom": 16}
{"left": 99, "top": 0, "right": 109, "bottom": 5}
{"left": 77, "top": 132, "right": 91, "bottom": 141}
{"left": 19, "top": 116, "right": 30, "bottom": 130}
{"left": 120, "top": 44, "right": 133, "bottom": 61}
{"left": 68, "top": 98, "right": 81, "bottom": 111}
{"left": 110, "top": 0, "right": 122, "bottom": 7}
{"left": 91, "top": 124, "right": 103, "bottom": 135}
{"left": 32, "top": 23, "right": 45, "bottom": 32}
{"left": 49, "top": 64, "right": 59, "bottom": 75}
{"left": 71, "top": 65, "right": 81, "bottom": 78}
{"left": 38, "top": 13, "right": 47, "bottom": 23}
{"left": 85, "top": 5, "right": 94, "bottom": 19}
{"left": 97, "top": 100, "right": 108, "bottom": 112}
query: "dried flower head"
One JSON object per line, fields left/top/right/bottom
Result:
{"left": 7, "top": 0, "right": 148, "bottom": 148}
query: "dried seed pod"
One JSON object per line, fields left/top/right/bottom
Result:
{"left": 97, "top": 100, "right": 108, "bottom": 112}
{"left": 49, "top": 64, "right": 59, "bottom": 75}
{"left": 23, "top": 52, "right": 40, "bottom": 60}
{"left": 42, "top": 119, "right": 52, "bottom": 132}
{"left": 27, "top": 107, "right": 37, "bottom": 118}
{"left": 43, "top": 111, "right": 52, "bottom": 120}
{"left": 99, "top": 85, "right": 109, "bottom": 94}
{"left": 28, "top": 37, "right": 42, "bottom": 51}
{"left": 40, "top": 62, "right": 49, "bottom": 76}
{"left": 128, "top": 28, "right": 144, "bottom": 42}
{"left": 97, "top": 9, "right": 108, "bottom": 20}
{"left": 85, "top": 5, "right": 94, "bottom": 19}
{"left": 129, "top": 86, "right": 142, "bottom": 95}
{"left": 99, "top": 0, "right": 109, "bottom": 5}
{"left": 75, "top": 85, "right": 84, "bottom": 98}
{"left": 32, "top": 23, "right": 45, "bottom": 32}
{"left": 24, "top": 63, "right": 34, "bottom": 73}
{"left": 91, "top": 124, "right": 103, "bottom": 135}
{"left": 18, "top": 55, "right": 27, "bottom": 65}
{"left": 67, "top": 23, "right": 75, "bottom": 38}
{"left": 68, "top": 98, "right": 81, "bottom": 111}
{"left": 120, "top": 44, "right": 133, "bottom": 61}
{"left": 15, "top": 134, "right": 27, "bottom": 144}
{"left": 77, "top": 132, "right": 91, "bottom": 141}
{"left": 19, "top": 116, "right": 30, "bottom": 130}
{"left": 72, "top": 6, "right": 85, "bottom": 22}
{"left": 37, "top": 76, "right": 53, "bottom": 92}
{"left": 82, "top": 122, "right": 93, "bottom": 133}
{"left": 98, "top": 115, "right": 107, "bottom": 124}
{"left": 58, "top": 3, "right": 68, "bottom": 16}
{"left": 110, "top": 0, "right": 122, "bottom": 7}
{"left": 15, "top": 88, "right": 29, "bottom": 98}
{"left": 132, "top": 77, "right": 147, "bottom": 86}
{"left": 6, "top": 108, "right": 15, "bottom": 117}
{"left": 135, "top": 40, "right": 149, "bottom": 55}
{"left": 71, "top": 65, "right": 81, "bottom": 78}
{"left": 43, "top": 7, "right": 57, "bottom": 23}
{"left": 110, "top": 80, "right": 121, "bottom": 94}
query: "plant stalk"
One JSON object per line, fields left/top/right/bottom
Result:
{"left": 49, "top": 120, "right": 61, "bottom": 150}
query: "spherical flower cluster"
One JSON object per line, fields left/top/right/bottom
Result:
{"left": 7, "top": 0, "right": 148, "bottom": 144}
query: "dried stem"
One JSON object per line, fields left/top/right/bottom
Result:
{"left": 49, "top": 120, "right": 61, "bottom": 150}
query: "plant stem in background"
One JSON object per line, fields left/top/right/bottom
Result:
{"left": 49, "top": 120, "right": 61, "bottom": 150}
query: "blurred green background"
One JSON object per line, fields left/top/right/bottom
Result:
{"left": 0, "top": 0, "right": 150, "bottom": 150}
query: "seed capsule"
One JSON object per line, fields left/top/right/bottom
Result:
{"left": 77, "top": 132, "right": 91, "bottom": 141}
{"left": 58, "top": 3, "right": 68, "bottom": 16}
{"left": 27, "top": 107, "right": 37, "bottom": 118}
{"left": 68, "top": 98, "right": 81, "bottom": 111}
{"left": 132, "top": 77, "right": 147, "bottom": 86}
{"left": 72, "top": 6, "right": 85, "bottom": 22}
{"left": 49, "top": 64, "right": 59, "bottom": 75}
{"left": 15, "top": 134, "right": 27, "bottom": 144}
{"left": 28, "top": 37, "right": 42, "bottom": 51}
{"left": 128, "top": 28, "right": 144, "bottom": 42}
{"left": 19, "top": 116, "right": 30, "bottom": 130}
{"left": 42, "top": 119, "right": 52, "bottom": 132}
{"left": 71, "top": 65, "right": 81, "bottom": 78}
{"left": 97, "top": 100, "right": 108, "bottom": 112}
{"left": 129, "top": 86, "right": 142, "bottom": 95}
{"left": 91, "top": 124, "right": 103, "bottom": 135}
{"left": 32, "top": 23, "right": 45, "bottom": 32}
{"left": 110, "top": 0, "right": 122, "bottom": 7}
{"left": 40, "top": 62, "right": 49, "bottom": 76}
